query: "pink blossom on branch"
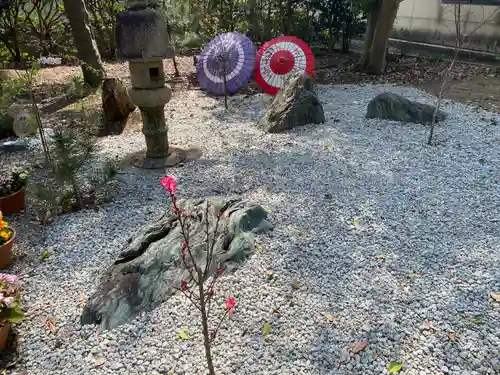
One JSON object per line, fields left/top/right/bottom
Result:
{"left": 224, "top": 297, "right": 236, "bottom": 319}
{"left": 160, "top": 176, "right": 177, "bottom": 194}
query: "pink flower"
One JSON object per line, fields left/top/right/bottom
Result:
{"left": 224, "top": 297, "right": 236, "bottom": 318}
{"left": 160, "top": 176, "right": 177, "bottom": 193}
{"left": 2, "top": 297, "right": 13, "bottom": 307}
{"left": 0, "top": 274, "right": 19, "bottom": 284}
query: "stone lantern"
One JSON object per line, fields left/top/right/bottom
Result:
{"left": 115, "top": 0, "right": 179, "bottom": 168}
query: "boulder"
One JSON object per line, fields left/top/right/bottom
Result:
{"left": 0, "top": 114, "right": 14, "bottom": 139}
{"left": 366, "top": 92, "right": 447, "bottom": 125}
{"left": 81, "top": 196, "right": 272, "bottom": 330}
{"left": 257, "top": 72, "right": 325, "bottom": 133}
{"left": 101, "top": 78, "right": 136, "bottom": 133}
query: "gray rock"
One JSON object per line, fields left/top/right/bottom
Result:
{"left": 366, "top": 92, "right": 447, "bottom": 125}
{"left": 257, "top": 72, "right": 325, "bottom": 133}
{"left": 0, "top": 114, "right": 14, "bottom": 139}
{"left": 81, "top": 196, "right": 272, "bottom": 330}
{"left": 0, "top": 139, "right": 27, "bottom": 152}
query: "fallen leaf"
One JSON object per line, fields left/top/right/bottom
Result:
{"left": 489, "top": 292, "right": 500, "bottom": 302}
{"left": 372, "top": 348, "right": 377, "bottom": 360}
{"left": 326, "top": 313, "right": 340, "bottom": 323}
{"left": 93, "top": 358, "right": 106, "bottom": 367}
{"left": 255, "top": 244, "right": 265, "bottom": 252}
{"left": 375, "top": 254, "right": 386, "bottom": 260}
{"left": 324, "top": 144, "right": 330, "bottom": 152}
{"left": 422, "top": 319, "right": 435, "bottom": 331}
{"left": 448, "top": 332, "right": 458, "bottom": 342}
{"left": 42, "top": 316, "right": 57, "bottom": 333}
{"left": 176, "top": 329, "right": 192, "bottom": 340}
{"left": 405, "top": 272, "right": 423, "bottom": 279}
{"left": 271, "top": 307, "right": 280, "bottom": 314}
{"left": 291, "top": 278, "right": 299, "bottom": 290}
{"left": 352, "top": 339, "right": 369, "bottom": 354}
{"left": 387, "top": 361, "right": 403, "bottom": 373}
{"left": 40, "top": 250, "right": 50, "bottom": 260}
{"left": 262, "top": 322, "right": 271, "bottom": 338}
{"left": 263, "top": 270, "right": 274, "bottom": 280}
{"left": 78, "top": 294, "right": 86, "bottom": 308}
{"left": 470, "top": 316, "right": 484, "bottom": 325}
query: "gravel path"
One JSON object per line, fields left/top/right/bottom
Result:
{"left": 8, "top": 84, "right": 500, "bottom": 375}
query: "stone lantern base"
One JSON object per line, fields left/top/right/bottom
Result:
{"left": 129, "top": 146, "right": 203, "bottom": 169}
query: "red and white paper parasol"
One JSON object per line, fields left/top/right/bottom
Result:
{"left": 254, "top": 36, "right": 315, "bottom": 96}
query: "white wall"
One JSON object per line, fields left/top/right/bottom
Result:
{"left": 393, "top": 0, "right": 500, "bottom": 52}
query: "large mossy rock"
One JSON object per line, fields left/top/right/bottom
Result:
{"left": 257, "top": 72, "right": 325, "bottom": 133}
{"left": 366, "top": 92, "right": 447, "bottom": 125}
{"left": 81, "top": 197, "right": 272, "bottom": 330}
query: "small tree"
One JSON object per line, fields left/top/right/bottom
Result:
{"left": 160, "top": 175, "right": 236, "bottom": 375}
{"left": 428, "top": 4, "right": 500, "bottom": 145}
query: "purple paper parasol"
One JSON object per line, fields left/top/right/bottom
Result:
{"left": 196, "top": 32, "right": 256, "bottom": 97}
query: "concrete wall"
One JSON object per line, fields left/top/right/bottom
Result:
{"left": 393, "top": 0, "right": 500, "bottom": 53}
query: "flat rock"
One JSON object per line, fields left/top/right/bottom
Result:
{"left": 80, "top": 196, "right": 272, "bottom": 330}
{"left": 366, "top": 92, "right": 447, "bottom": 125}
{"left": 257, "top": 72, "right": 325, "bottom": 133}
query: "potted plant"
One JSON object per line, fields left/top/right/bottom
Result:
{"left": 0, "top": 211, "right": 15, "bottom": 268}
{"left": 0, "top": 273, "right": 24, "bottom": 350}
{"left": 0, "top": 168, "right": 28, "bottom": 215}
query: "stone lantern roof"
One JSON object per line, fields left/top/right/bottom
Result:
{"left": 115, "top": 0, "right": 173, "bottom": 62}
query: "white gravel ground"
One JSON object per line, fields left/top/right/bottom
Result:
{"left": 7, "top": 84, "right": 500, "bottom": 375}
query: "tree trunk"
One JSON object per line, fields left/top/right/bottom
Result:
{"left": 364, "top": 0, "right": 400, "bottom": 75}
{"left": 62, "top": 0, "right": 105, "bottom": 88}
{"left": 359, "top": 0, "right": 381, "bottom": 69}
{"left": 285, "top": 0, "right": 293, "bottom": 34}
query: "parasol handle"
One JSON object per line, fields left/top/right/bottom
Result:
{"left": 223, "top": 60, "right": 228, "bottom": 109}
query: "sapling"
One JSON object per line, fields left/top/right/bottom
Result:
{"left": 428, "top": 4, "right": 500, "bottom": 145}
{"left": 160, "top": 175, "right": 235, "bottom": 375}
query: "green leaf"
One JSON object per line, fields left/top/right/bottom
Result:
{"left": 8, "top": 305, "right": 24, "bottom": 324}
{"left": 470, "top": 316, "right": 484, "bottom": 325}
{"left": 405, "top": 273, "right": 420, "bottom": 279}
{"left": 40, "top": 250, "right": 50, "bottom": 260}
{"left": 262, "top": 322, "right": 271, "bottom": 338}
{"left": 387, "top": 361, "right": 403, "bottom": 373}
{"left": 176, "top": 329, "right": 192, "bottom": 340}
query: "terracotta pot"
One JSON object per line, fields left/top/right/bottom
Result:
{"left": 0, "top": 322, "right": 10, "bottom": 350}
{"left": 0, "top": 188, "right": 25, "bottom": 216}
{"left": 0, "top": 229, "right": 15, "bottom": 269}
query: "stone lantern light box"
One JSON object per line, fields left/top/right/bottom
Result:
{"left": 115, "top": 0, "right": 199, "bottom": 168}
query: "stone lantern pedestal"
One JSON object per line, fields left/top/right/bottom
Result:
{"left": 116, "top": 0, "right": 193, "bottom": 168}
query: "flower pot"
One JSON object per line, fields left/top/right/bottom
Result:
{"left": 0, "top": 322, "right": 10, "bottom": 350}
{"left": 0, "top": 188, "right": 25, "bottom": 216}
{"left": 0, "top": 229, "right": 15, "bottom": 269}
